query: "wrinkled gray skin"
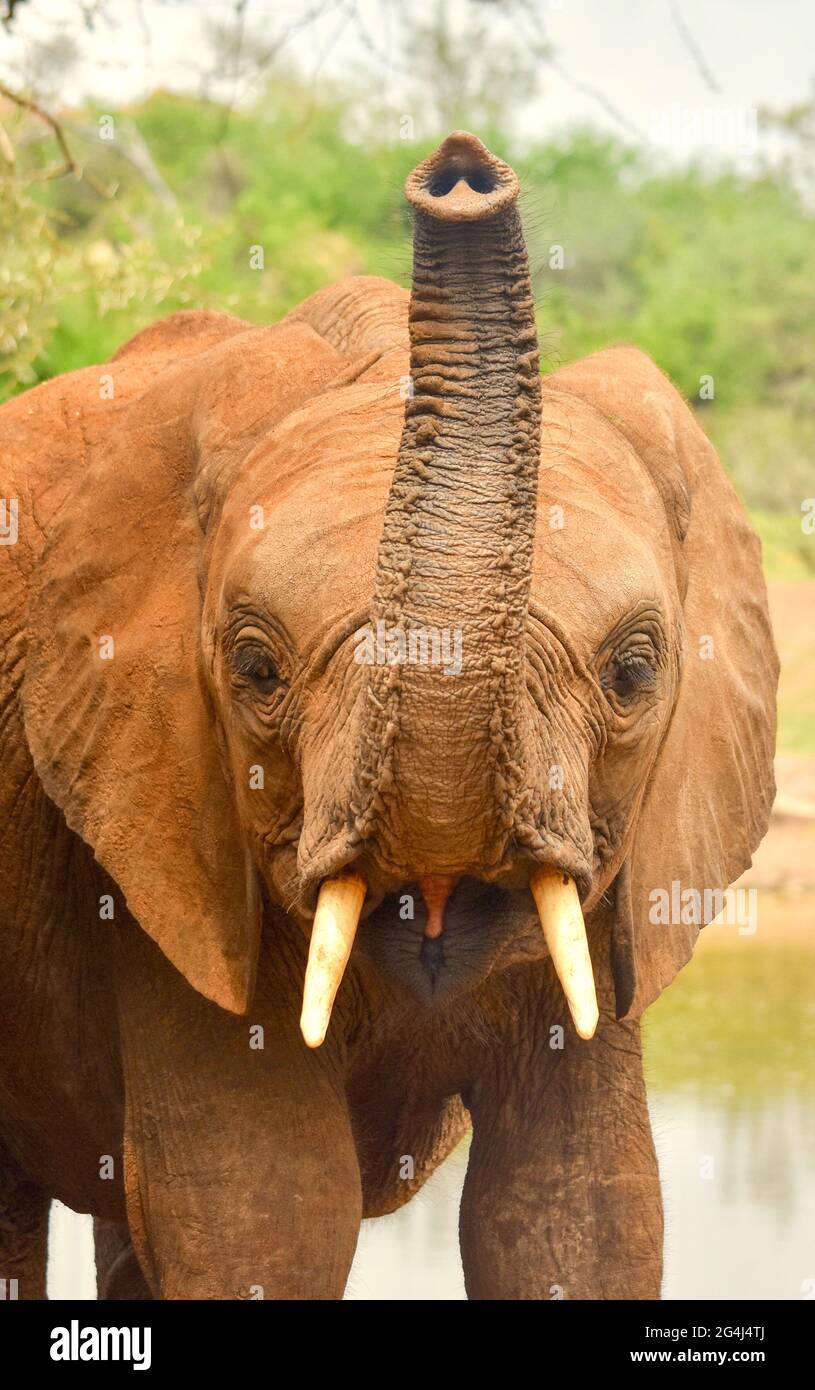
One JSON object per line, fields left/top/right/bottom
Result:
{"left": 0, "top": 132, "right": 777, "bottom": 1299}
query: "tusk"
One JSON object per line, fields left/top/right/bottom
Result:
{"left": 530, "top": 868, "right": 599, "bottom": 1040}
{"left": 300, "top": 873, "right": 367, "bottom": 1048}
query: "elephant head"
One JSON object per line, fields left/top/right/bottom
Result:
{"left": 20, "top": 133, "right": 778, "bottom": 1049}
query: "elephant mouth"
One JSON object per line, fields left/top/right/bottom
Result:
{"left": 297, "top": 866, "right": 598, "bottom": 1049}
{"left": 357, "top": 876, "right": 543, "bottom": 1007}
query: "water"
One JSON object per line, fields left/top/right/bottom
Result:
{"left": 48, "top": 918, "right": 815, "bottom": 1300}
{"left": 345, "top": 1094, "right": 815, "bottom": 1301}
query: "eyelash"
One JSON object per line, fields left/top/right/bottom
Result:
{"left": 232, "top": 644, "right": 283, "bottom": 691}
{"left": 603, "top": 652, "right": 658, "bottom": 699}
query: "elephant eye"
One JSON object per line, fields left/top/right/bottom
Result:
{"left": 251, "top": 661, "right": 279, "bottom": 694}
{"left": 602, "top": 652, "right": 658, "bottom": 701}
{"left": 233, "top": 644, "right": 285, "bottom": 697}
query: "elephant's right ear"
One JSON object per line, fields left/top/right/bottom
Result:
{"left": 21, "top": 353, "right": 261, "bottom": 1013}
{"left": 551, "top": 346, "right": 778, "bottom": 1017}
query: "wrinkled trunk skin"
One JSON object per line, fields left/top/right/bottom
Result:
{"left": 353, "top": 134, "right": 542, "bottom": 879}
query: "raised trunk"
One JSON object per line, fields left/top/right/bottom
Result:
{"left": 352, "top": 132, "right": 542, "bottom": 878}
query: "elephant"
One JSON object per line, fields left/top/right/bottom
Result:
{"left": 0, "top": 130, "right": 777, "bottom": 1301}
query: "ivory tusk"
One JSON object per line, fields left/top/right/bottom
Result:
{"left": 530, "top": 868, "right": 599, "bottom": 1040}
{"left": 300, "top": 872, "right": 367, "bottom": 1048}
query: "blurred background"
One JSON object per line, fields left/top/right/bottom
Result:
{"left": 1, "top": 0, "right": 813, "bottom": 1300}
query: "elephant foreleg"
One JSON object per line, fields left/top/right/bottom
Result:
{"left": 0, "top": 1136, "right": 50, "bottom": 1300}
{"left": 459, "top": 965, "right": 663, "bottom": 1300}
{"left": 114, "top": 923, "right": 362, "bottom": 1300}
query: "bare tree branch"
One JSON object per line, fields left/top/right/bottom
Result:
{"left": 75, "top": 116, "right": 178, "bottom": 207}
{"left": 2, "top": 0, "right": 28, "bottom": 31}
{"left": 0, "top": 118, "right": 15, "bottom": 163}
{"left": 548, "top": 58, "right": 644, "bottom": 140}
{"left": 0, "top": 79, "right": 116, "bottom": 194}
{"left": 669, "top": 0, "right": 721, "bottom": 95}
{"left": 507, "top": 0, "right": 641, "bottom": 141}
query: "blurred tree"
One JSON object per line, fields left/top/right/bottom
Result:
{"left": 0, "top": 80, "right": 210, "bottom": 393}
{"left": 1, "top": 1, "right": 812, "bottom": 516}
{"left": 761, "top": 83, "right": 815, "bottom": 193}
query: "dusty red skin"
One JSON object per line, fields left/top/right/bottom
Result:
{"left": 0, "top": 130, "right": 778, "bottom": 1300}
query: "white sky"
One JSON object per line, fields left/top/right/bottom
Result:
{"left": 2, "top": 0, "right": 813, "bottom": 170}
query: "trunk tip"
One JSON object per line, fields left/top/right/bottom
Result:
{"left": 405, "top": 129, "right": 519, "bottom": 223}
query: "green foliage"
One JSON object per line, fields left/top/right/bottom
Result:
{"left": 750, "top": 510, "right": 815, "bottom": 582}
{"left": 516, "top": 135, "right": 814, "bottom": 513}
{"left": 0, "top": 100, "right": 215, "bottom": 389}
{"left": 0, "top": 172, "right": 59, "bottom": 387}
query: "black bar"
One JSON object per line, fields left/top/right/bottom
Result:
{"left": 2, "top": 1298, "right": 809, "bottom": 1375}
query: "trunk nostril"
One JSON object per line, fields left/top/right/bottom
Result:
{"left": 427, "top": 165, "right": 498, "bottom": 198}
{"left": 405, "top": 129, "right": 518, "bottom": 223}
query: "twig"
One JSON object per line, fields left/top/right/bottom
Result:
{"left": 0, "top": 79, "right": 75, "bottom": 179}
{"left": 0, "top": 79, "right": 116, "bottom": 195}
{"left": 548, "top": 58, "right": 644, "bottom": 140}
{"left": 494, "top": 0, "right": 641, "bottom": 142}
{"left": 669, "top": 0, "right": 721, "bottom": 94}
{"left": 0, "top": 119, "right": 15, "bottom": 164}
{"left": 1, "top": 0, "right": 27, "bottom": 31}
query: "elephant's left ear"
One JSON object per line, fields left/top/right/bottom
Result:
{"left": 551, "top": 347, "right": 778, "bottom": 1016}
{"left": 20, "top": 345, "right": 263, "bottom": 1013}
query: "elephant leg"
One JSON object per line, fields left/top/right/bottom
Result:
{"left": 94, "top": 1218, "right": 154, "bottom": 1300}
{"left": 459, "top": 963, "right": 663, "bottom": 1300}
{"left": 114, "top": 923, "right": 362, "bottom": 1300}
{"left": 0, "top": 1136, "right": 50, "bottom": 1300}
